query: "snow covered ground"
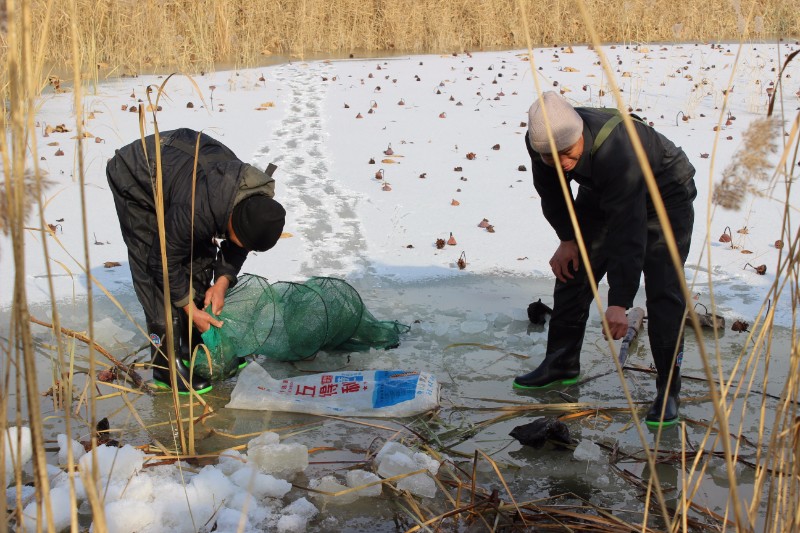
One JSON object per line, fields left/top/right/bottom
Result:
{"left": 4, "top": 42, "right": 800, "bottom": 327}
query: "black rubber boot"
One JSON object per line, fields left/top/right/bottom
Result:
{"left": 645, "top": 349, "right": 681, "bottom": 427}
{"left": 149, "top": 321, "right": 212, "bottom": 395}
{"left": 513, "top": 323, "right": 584, "bottom": 389}
{"left": 178, "top": 312, "right": 202, "bottom": 367}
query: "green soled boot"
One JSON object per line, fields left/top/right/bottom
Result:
{"left": 645, "top": 347, "right": 682, "bottom": 427}
{"left": 513, "top": 323, "right": 584, "bottom": 389}
{"left": 149, "top": 321, "right": 212, "bottom": 395}
{"left": 645, "top": 368, "right": 680, "bottom": 427}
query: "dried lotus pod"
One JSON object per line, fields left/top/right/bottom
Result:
{"left": 731, "top": 319, "right": 749, "bottom": 332}
{"left": 447, "top": 232, "right": 457, "bottom": 246}
{"left": 719, "top": 226, "right": 732, "bottom": 244}
{"left": 457, "top": 252, "right": 467, "bottom": 270}
{"left": 744, "top": 262, "right": 766, "bottom": 275}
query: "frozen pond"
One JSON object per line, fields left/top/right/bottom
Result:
{"left": 4, "top": 40, "right": 800, "bottom": 531}
{"left": 4, "top": 273, "right": 788, "bottom": 530}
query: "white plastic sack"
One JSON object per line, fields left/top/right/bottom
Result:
{"left": 226, "top": 363, "right": 440, "bottom": 417}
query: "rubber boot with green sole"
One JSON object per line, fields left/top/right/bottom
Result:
{"left": 149, "top": 321, "right": 212, "bottom": 395}
{"left": 513, "top": 323, "right": 584, "bottom": 389}
{"left": 645, "top": 349, "right": 681, "bottom": 427}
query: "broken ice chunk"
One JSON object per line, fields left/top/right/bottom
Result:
{"left": 248, "top": 431, "right": 280, "bottom": 449}
{"left": 375, "top": 441, "right": 414, "bottom": 464}
{"left": 217, "top": 448, "right": 246, "bottom": 476}
{"left": 248, "top": 442, "right": 309, "bottom": 476}
{"left": 57, "top": 434, "right": 86, "bottom": 464}
{"left": 4, "top": 427, "right": 32, "bottom": 488}
{"left": 345, "top": 470, "right": 382, "bottom": 497}
{"left": 397, "top": 472, "right": 437, "bottom": 498}
{"left": 377, "top": 451, "right": 418, "bottom": 479}
{"left": 282, "top": 497, "right": 318, "bottom": 519}
{"left": 104, "top": 500, "right": 156, "bottom": 533}
{"left": 277, "top": 514, "right": 307, "bottom": 533}
{"left": 573, "top": 439, "right": 603, "bottom": 462}
{"left": 412, "top": 452, "right": 440, "bottom": 475}
{"left": 310, "top": 475, "right": 358, "bottom": 505}
{"left": 230, "top": 466, "right": 292, "bottom": 499}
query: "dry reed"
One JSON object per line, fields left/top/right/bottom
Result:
{"left": 713, "top": 118, "right": 781, "bottom": 210}
{"left": 4, "top": 0, "right": 799, "bottom": 77}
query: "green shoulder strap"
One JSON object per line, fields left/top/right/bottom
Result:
{"left": 590, "top": 108, "right": 645, "bottom": 157}
{"left": 591, "top": 111, "right": 623, "bottom": 157}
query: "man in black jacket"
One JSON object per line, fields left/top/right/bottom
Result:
{"left": 514, "top": 92, "right": 696, "bottom": 427}
{"left": 107, "top": 128, "right": 286, "bottom": 394}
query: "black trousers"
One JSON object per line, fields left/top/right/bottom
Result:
{"left": 550, "top": 183, "right": 695, "bottom": 361}
{"left": 106, "top": 156, "right": 213, "bottom": 329}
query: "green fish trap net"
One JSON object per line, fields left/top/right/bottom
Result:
{"left": 196, "top": 275, "right": 410, "bottom": 380}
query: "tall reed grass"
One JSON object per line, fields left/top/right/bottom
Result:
{"left": 6, "top": 0, "right": 800, "bottom": 76}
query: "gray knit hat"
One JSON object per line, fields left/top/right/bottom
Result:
{"left": 527, "top": 91, "right": 583, "bottom": 153}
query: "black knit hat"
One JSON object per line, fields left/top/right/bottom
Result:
{"left": 231, "top": 195, "right": 286, "bottom": 252}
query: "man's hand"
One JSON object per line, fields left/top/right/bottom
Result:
{"left": 183, "top": 302, "right": 223, "bottom": 333}
{"left": 604, "top": 305, "right": 628, "bottom": 340}
{"left": 550, "top": 240, "right": 580, "bottom": 282}
{"left": 204, "top": 277, "right": 231, "bottom": 316}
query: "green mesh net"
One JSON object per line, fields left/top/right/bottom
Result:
{"left": 197, "top": 275, "right": 410, "bottom": 381}
{"left": 194, "top": 274, "right": 276, "bottom": 378}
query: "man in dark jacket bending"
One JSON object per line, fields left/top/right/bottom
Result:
{"left": 515, "top": 92, "right": 696, "bottom": 427}
{"left": 107, "top": 128, "right": 286, "bottom": 394}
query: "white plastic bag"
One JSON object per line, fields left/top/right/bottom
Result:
{"left": 226, "top": 363, "right": 440, "bottom": 417}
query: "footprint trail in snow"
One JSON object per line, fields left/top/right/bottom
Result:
{"left": 251, "top": 62, "right": 368, "bottom": 279}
